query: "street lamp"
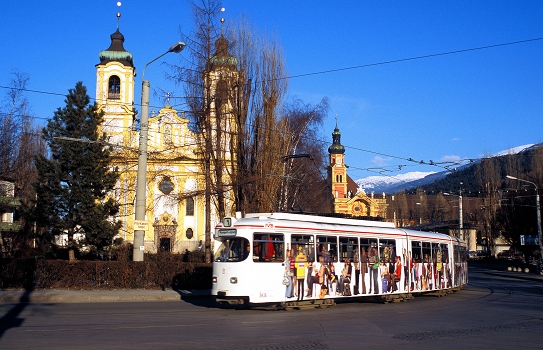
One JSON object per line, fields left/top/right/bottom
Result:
{"left": 133, "top": 42, "right": 186, "bottom": 262}
{"left": 506, "top": 175, "right": 542, "bottom": 274}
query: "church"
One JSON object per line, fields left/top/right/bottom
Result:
{"left": 95, "top": 19, "right": 237, "bottom": 254}
{"left": 328, "top": 123, "right": 388, "bottom": 219}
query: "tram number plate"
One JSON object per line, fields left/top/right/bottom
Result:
{"left": 218, "top": 229, "right": 237, "bottom": 237}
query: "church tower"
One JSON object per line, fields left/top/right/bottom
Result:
{"left": 328, "top": 123, "right": 388, "bottom": 218}
{"left": 328, "top": 123, "right": 347, "bottom": 201}
{"left": 203, "top": 30, "right": 239, "bottom": 219}
{"left": 95, "top": 13, "right": 136, "bottom": 148}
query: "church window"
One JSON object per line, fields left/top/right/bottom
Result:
{"left": 186, "top": 228, "right": 194, "bottom": 239}
{"left": 158, "top": 176, "right": 174, "bottom": 195}
{"left": 186, "top": 197, "right": 194, "bottom": 216}
{"left": 108, "top": 75, "right": 121, "bottom": 100}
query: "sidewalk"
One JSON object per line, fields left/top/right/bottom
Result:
{"left": 0, "top": 288, "right": 211, "bottom": 303}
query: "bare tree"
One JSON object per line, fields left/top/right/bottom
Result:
{"left": 476, "top": 157, "right": 502, "bottom": 256}
{"left": 0, "top": 71, "right": 46, "bottom": 257}
{"left": 171, "top": 0, "right": 329, "bottom": 260}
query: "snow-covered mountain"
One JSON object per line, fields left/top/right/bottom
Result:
{"left": 355, "top": 171, "right": 437, "bottom": 194}
{"left": 355, "top": 144, "right": 536, "bottom": 194}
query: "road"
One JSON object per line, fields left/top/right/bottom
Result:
{"left": 1, "top": 267, "right": 542, "bottom": 349}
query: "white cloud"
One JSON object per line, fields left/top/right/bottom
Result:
{"left": 440, "top": 155, "right": 462, "bottom": 163}
{"left": 371, "top": 156, "right": 391, "bottom": 166}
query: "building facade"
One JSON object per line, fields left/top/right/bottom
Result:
{"left": 95, "top": 25, "right": 236, "bottom": 253}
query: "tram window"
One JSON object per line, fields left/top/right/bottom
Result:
{"left": 253, "top": 233, "right": 284, "bottom": 262}
{"left": 291, "top": 235, "right": 315, "bottom": 263}
{"left": 454, "top": 245, "right": 459, "bottom": 263}
{"left": 432, "top": 243, "right": 441, "bottom": 263}
{"left": 213, "top": 237, "right": 250, "bottom": 262}
{"left": 422, "top": 242, "right": 432, "bottom": 262}
{"left": 441, "top": 244, "right": 449, "bottom": 263}
{"left": 339, "top": 237, "right": 357, "bottom": 262}
{"left": 379, "top": 239, "right": 396, "bottom": 264}
{"left": 411, "top": 241, "right": 422, "bottom": 263}
{"left": 317, "top": 236, "right": 338, "bottom": 263}
{"left": 360, "top": 238, "right": 376, "bottom": 263}
{"left": 459, "top": 246, "right": 467, "bottom": 263}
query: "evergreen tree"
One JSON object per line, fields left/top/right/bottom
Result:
{"left": 31, "top": 82, "right": 120, "bottom": 260}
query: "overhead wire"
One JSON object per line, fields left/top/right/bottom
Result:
{"left": 1, "top": 37, "right": 541, "bottom": 173}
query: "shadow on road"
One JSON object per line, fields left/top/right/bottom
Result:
{"left": 0, "top": 287, "right": 33, "bottom": 338}
{"left": 174, "top": 290, "right": 250, "bottom": 310}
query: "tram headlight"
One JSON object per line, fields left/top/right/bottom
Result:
{"left": 212, "top": 276, "right": 217, "bottom": 283}
{"left": 230, "top": 277, "right": 238, "bottom": 284}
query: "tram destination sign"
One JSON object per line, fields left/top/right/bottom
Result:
{"left": 218, "top": 229, "right": 237, "bottom": 237}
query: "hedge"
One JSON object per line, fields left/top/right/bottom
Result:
{"left": 0, "top": 257, "right": 212, "bottom": 290}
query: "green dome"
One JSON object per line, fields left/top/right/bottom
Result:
{"left": 328, "top": 125, "right": 345, "bottom": 154}
{"left": 98, "top": 29, "right": 134, "bottom": 67}
{"left": 208, "top": 35, "right": 238, "bottom": 70}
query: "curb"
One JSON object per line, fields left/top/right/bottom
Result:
{"left": 0, "top": 289, "right": 212, "bottom": 303}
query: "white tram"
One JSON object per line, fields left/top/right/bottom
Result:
{"left": 212, "top": 212, "right": 467, "bottom": 306}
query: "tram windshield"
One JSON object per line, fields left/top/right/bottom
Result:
{"left": 214, "top": 237, "right": 250, "bottom": 262}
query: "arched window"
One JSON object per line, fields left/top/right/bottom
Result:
{"left": 186, "top": 197, "right": 194, "bottom": 216}
{"left": 108, "top": 75, "right": 121, "bottom": 100}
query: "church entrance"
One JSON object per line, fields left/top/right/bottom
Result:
{"left": 153, "top": 213, "right": 178, "bottom": 253}
{"left": 159, "top": 238, "right": 171, "bottom": 252}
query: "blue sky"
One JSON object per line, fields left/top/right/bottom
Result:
{"left": 1, "top": 1, "right": 542, "bottom": 180}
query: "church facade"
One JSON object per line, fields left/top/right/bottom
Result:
{"left": 95, "top": 25, "right": 236, "bottom": 254}
{"left": 328, "top": 124, "right": 388, "bottom": 219}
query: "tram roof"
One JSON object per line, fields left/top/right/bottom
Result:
{"left": 234, "top": 213, "right": 462, "bottom": 243}
{"left": 244, "top": 212, "right": 395, "bottom": 228}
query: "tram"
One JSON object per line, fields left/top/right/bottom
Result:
{"left": 212, "top": 212, "right": 467, "bottom": 307}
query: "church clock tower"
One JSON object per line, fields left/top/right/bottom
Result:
{"left": 95, "top": 14, "right": 136, "bottom": 148}
{"left": 328, "top": 123, "right": 347, "bottom": 201}
{"left": 328, "top": 123, "right": 389, "bottom": 219}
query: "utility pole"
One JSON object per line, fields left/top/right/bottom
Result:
{"left": 459, "top": 183, "right": 463, "bottom": 241}
{"left": 133, "top": 42, "right": 185, "bottom": 262}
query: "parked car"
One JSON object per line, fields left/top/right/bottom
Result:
{"left": 468, "top": 250, "right": 487, "bottom": 260}
{"left": 497, "top": 248, "right": 524, "bottom": 261}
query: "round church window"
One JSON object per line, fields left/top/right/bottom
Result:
{"left": 159, "top": 176, "right": 174, "bottom": 194}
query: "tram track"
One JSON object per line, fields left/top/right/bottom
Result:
{"left": 462, "top": 282, "right": 513, "bottom": 302}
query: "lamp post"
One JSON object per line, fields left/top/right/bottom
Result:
{"left": 133, "top": 42, "right": 186, "bottom": 262}
{"left": 506, "top": 175, "right": 542, "bottom": 274}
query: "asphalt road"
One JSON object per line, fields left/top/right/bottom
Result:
{"left": 1, "top": 267, "right": 542, "bottom": 350}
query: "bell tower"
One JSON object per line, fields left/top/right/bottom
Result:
{"left": 328, "top": 123, "right": 347, "bottom": 200}
{"left": 95, "top": 12, "right": 136, "bottom": 148}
